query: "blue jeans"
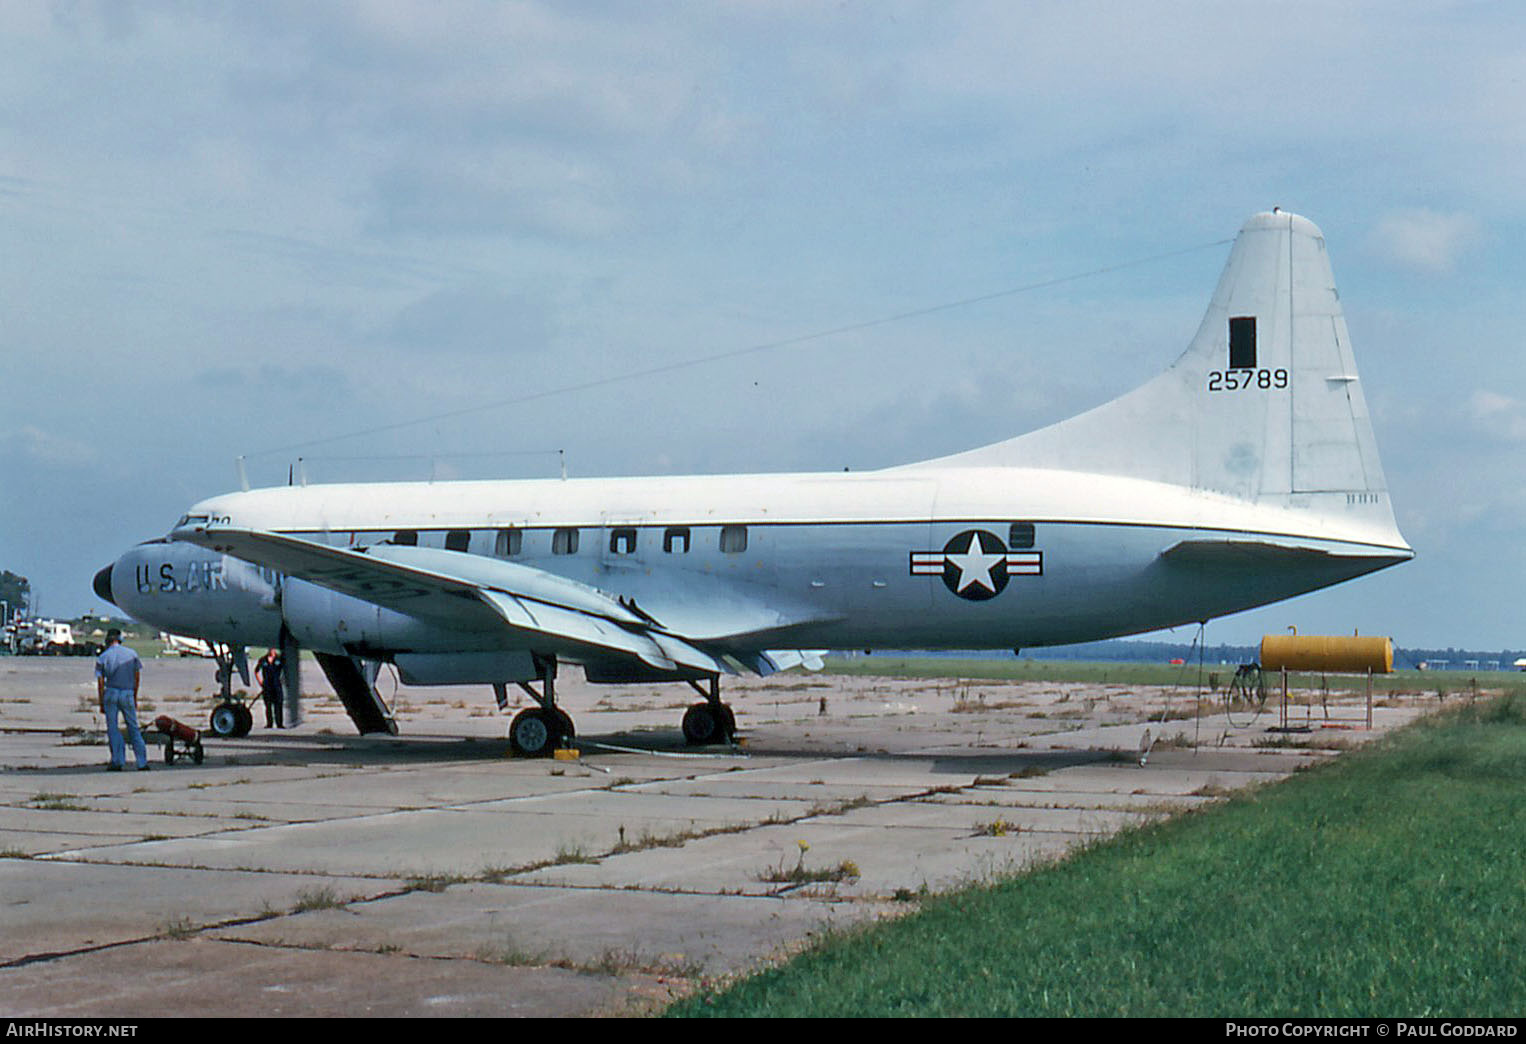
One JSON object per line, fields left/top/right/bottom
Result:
{"left": 102, "top": 688, "right": 148, "bottom": 768}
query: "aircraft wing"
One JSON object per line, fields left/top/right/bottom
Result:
{"left": 177, "top": 528, "right": 738, "bottom": 675}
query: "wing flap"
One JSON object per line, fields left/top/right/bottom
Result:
{"left": 475, "top": 589, "right": 683, "bottom": 672}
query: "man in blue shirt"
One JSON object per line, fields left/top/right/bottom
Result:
{"left": 95, "top": 629, "right": 148, "bottom": 771}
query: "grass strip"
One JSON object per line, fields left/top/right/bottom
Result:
{"left": 821, "top": 655, "right": 1526, "bottom": 698}
{"left": 669, "top": 695, "right": 1526, "bottom": 1017}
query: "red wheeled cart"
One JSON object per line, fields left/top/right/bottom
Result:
{"left": 152, "top": 715, "right": 205, "bottom": 765}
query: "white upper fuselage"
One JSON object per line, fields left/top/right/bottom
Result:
{"left": 185, "top": 466, "right": 1407, "bottom": 551}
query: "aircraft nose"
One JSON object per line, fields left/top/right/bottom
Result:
{"left": 93, "top": 564, "right": 117, "bottom": 607}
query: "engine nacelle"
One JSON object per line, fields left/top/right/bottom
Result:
{"left": 98, "top": 541, "right": 283, "bottom": 648}
{"left": 278, "top": 578, "right": 507, "bottom": 659}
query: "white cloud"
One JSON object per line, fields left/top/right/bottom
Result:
{"left": 0, "top": 426, "right": 98, "bottom": 469}
{"left": 1372, "top": 209, "right": 1483, "bottom": 273}
{"left": 1468, "top": 390, "right": 1526, "bottom": 442}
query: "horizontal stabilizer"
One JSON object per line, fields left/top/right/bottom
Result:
{"left": 1159, "top": 538, "right": 1410, "bottom": 567}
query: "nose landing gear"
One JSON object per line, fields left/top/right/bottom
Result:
{"left": 206, "top": 644, "right": 253, "bottom": 738}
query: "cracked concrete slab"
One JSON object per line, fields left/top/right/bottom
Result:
{"left": 0, "top": 859, "right": 385, "bottom": 964}
{"left": 211, "top": 882, "right": 869, "bottom": 978}
{"left": 0, "top": 937, "right": 654, "bottom": 1018}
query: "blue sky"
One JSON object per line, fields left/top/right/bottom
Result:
{"left": 2, "top": 2, "right": 1522, "bottom": 649}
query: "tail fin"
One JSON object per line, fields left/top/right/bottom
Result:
{"left": 929, "top": 211, "right": 1403, "bottom": 540}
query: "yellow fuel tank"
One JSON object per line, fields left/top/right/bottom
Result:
{"left": 1259, "top": 634, "right": 1393, "bottom": 674}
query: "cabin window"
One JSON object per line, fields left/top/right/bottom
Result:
{"left": 720, "top": 525, "right": 748, "bottom": 554}
{"left": 445, "top": 529, "right": 471, "bottom": 553}
{"left": 663, "top": 526, "right": 691, "bottom": 553}
{"left": 609, "top": 527, "right": 637, "bottom": 555}
{"left": 1009, "top": 522, "right": 1036, "bottom": 549}
{"left": 392, "top": 529, "right": 418, "bottom": 546}
{"left": 552, "top": 527, "right": 579, "bottom": 555}
{"left": 1228, "top": 316, "right": 1257, "bottom": 370}
{"left": 494, "top": 528, "right": 522, "bottom": 557}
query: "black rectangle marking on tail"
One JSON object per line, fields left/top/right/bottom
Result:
{"left": 1228, "top": 316, "right": 1257, "bottom": 370}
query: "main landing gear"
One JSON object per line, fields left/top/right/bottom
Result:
{"left": 681, "top": 675, "right": 736, "bottom": 747}
{"left": 507, "top": 657, "right": 576, "bottom": 758}
{"left": 504, "top": 663, "right": 738, "bottom": 757}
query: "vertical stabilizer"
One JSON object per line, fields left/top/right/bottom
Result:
{"left": 925, "top": 211, "right": 1400, "bottom": 538}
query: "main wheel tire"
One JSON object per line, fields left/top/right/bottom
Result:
{"left": 682, "top": 703, "right": 722, "bottom": 746}
{"left": 509, "top": 708, "right": 557, "bottom": 758}
{"left": 192, "top": 743, "right": 205, "bottom": 765}
{"left": 232, "top": 704, "right": 254, "bottom": 738}
{"left": 164, "top": 743, "right": 176, "bottom": 765}
{"left": 552, "top": 708, "right": 576, "bottom": 742}
{"left": 209, "top": 703, "right": 241, "bottom": 738}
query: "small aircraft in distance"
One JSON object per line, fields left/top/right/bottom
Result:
{"left": 95, "top": 210, "right": 1411, "bottom": 755}
{"left": 160, "top": 632, "right": 216, "bottom": 658}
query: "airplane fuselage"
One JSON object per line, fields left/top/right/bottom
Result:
{"left": 106, "top": 464, "right": 1409, "bottom": 663}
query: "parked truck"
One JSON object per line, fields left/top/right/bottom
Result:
{"left": 12, "top": 619, "right": 102, "bottom": 656}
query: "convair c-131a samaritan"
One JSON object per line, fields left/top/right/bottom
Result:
{"left": 95, "top": 211, "right": 1411, "bottom": 755}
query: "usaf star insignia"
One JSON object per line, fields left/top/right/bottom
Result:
{"left": 910, "top": 529, "right": 1043, "bottom": 601}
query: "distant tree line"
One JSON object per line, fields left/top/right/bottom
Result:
{"left": 0, "top": 571, "right": 28, "bottom": 620}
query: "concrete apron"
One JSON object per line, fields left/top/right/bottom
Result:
{"left": 0, "top": 656, "right": 1437, "bottom": 1016}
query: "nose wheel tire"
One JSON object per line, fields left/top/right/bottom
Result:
{"left": 209, "top": 703, "right": 254, "bottom": 739}
{"left": 210, "top": 703, "right": 241, "bottom": 738}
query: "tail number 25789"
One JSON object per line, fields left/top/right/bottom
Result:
{"left": 1208, "top": 368, "right": 1288, "bottom": 392}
